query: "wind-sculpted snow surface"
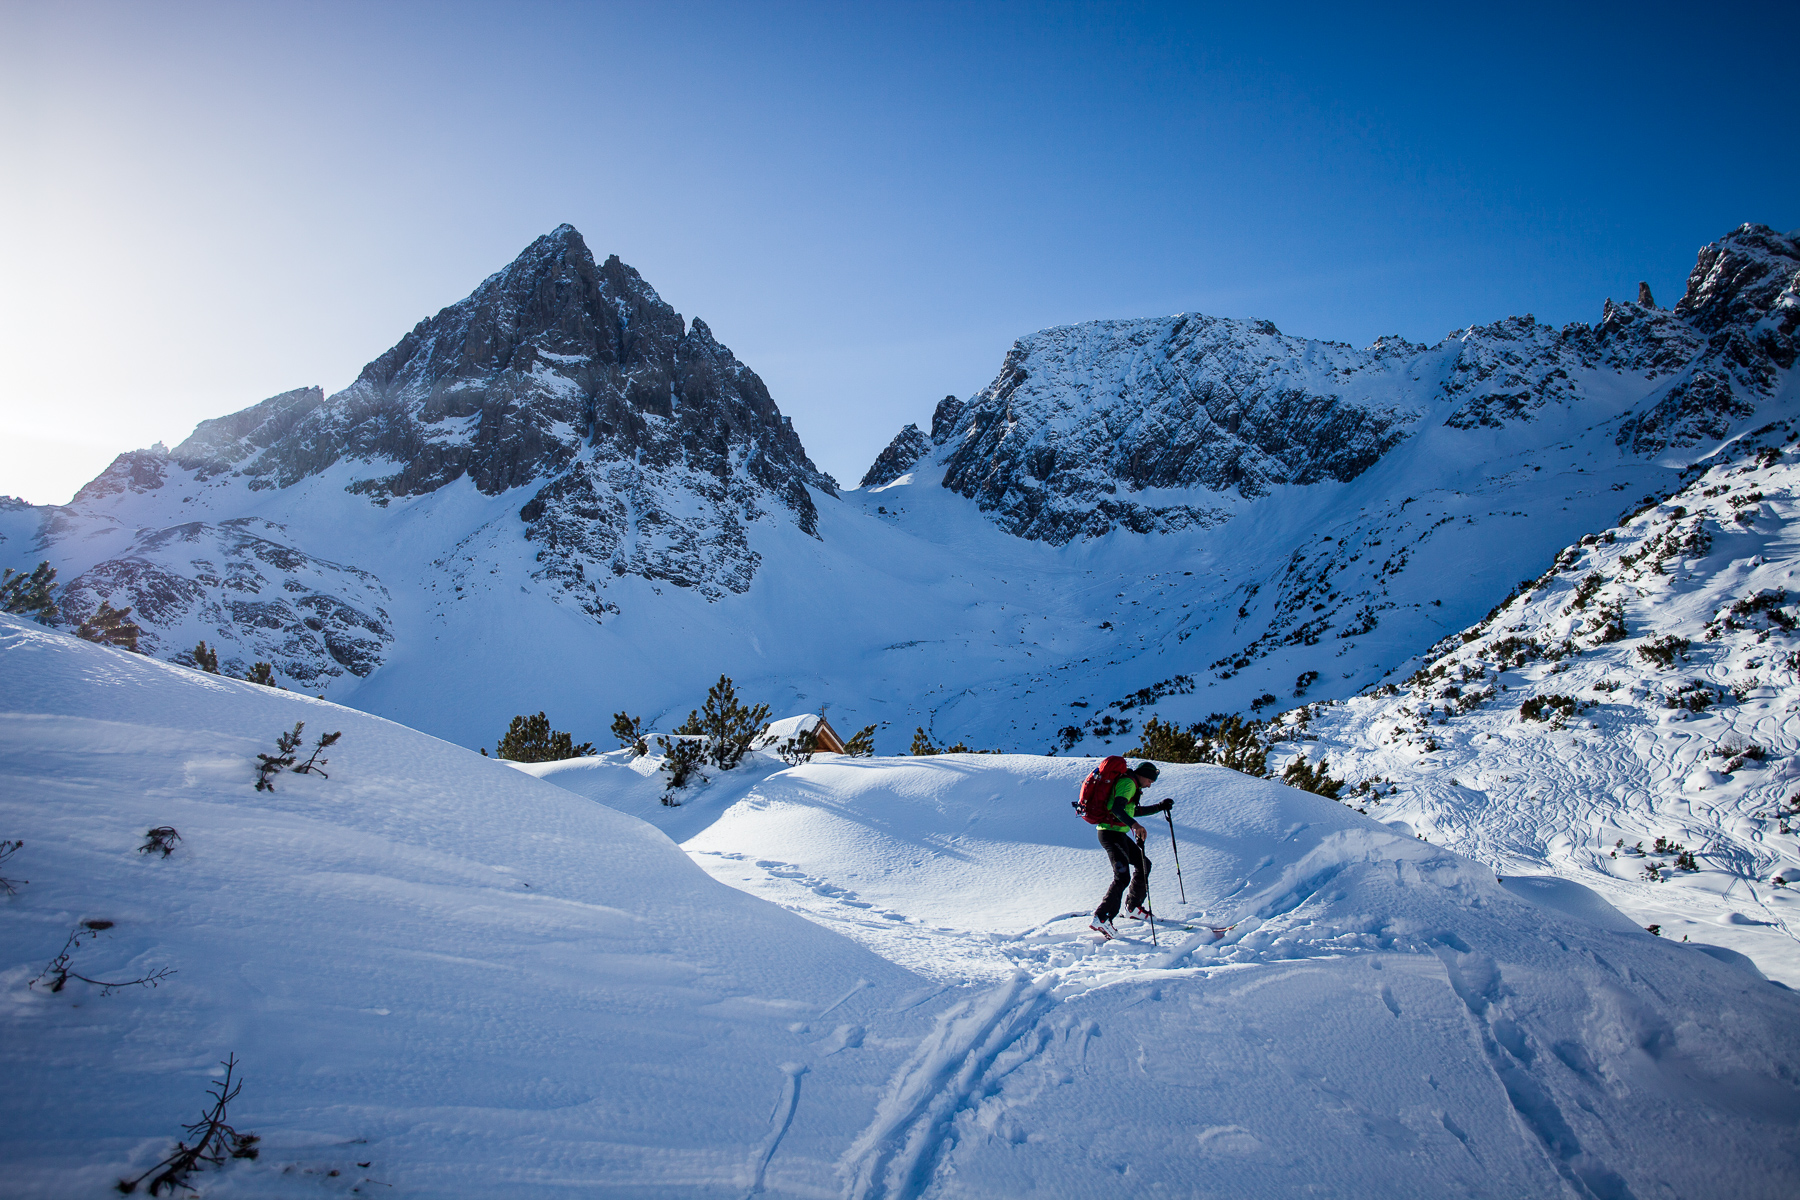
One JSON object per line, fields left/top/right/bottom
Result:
{"left": 1279, "top": 422, "right": 1800, "bottom": 986}
{"left": 6, "top": 622, "right": 1798, "bottom": 1196}
{"left": 0, "top": 617, "right": 930, "bottom": 1197}
{"left": 532, "top": 750, "right": 1800, "bottom": 1198}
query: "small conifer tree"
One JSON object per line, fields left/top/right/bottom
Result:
{"left": 496, "top": 712, "right": 597, "bottom": 763}
{"left": 193, "top": 641, "right": 220, "bottom": 673}
{"left": 243, "top": 661, "right": 279, "bottom": 687}
{"left": 0, "top": 561, "right": 57, "bottom": 621}
{"left": 1209, "top": 716, "right": 1268, "bottom": 776}
{"left": 842, "top": 724, "right": 877, "bottom": 757}
{"left": 1281, "top": 754, "right": 1344, "bottom": 799}
{"left": 1128, "top": 716, "right": 1203, "bottom": 764}
{"left": 610, "top": 712, "right": 649, "bottom": 756}
{"left": 910, "top": 727, "right": 940, "bottom": 756}
{"left": 75, "top": 601, "right": 141, "bottom": 652}
{"left": 688, "top": 676, "right": 770, "bottom": 770}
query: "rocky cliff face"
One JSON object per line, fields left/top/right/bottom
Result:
{"left": 171, "top": 224, "right": 834, "bottom": 608}
{"left": 7, "top": 226, "right": 838, "bottom": 684}
{"left": 880, "top": 225, "right": 1799, "bottom": 544}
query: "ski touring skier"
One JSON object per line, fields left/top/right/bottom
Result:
{"left": 1089, "top": 760, "right": 1172, "bottom": 939}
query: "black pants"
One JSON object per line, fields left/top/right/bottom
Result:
{"left": 1094, "top": 828, "right": 1151, "bottom": 922}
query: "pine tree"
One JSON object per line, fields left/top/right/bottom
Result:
{"left": 610, "top": 712, "right": 648, "bottom": 756}
{"left": 910, "top": 727, "right": 940, "bottom": 756}
{"left": 1128, "top": 716, "right": 1203, "bottom": 763}
{"left": 842, "top": 724, "right": 878, "bottom": 757}
{"left": 243, "top": 661, "right": 280, "bottom": 687}
{"left": 193, "top": 641, "right": 220, "bottom": 673}
{"left": 75, "top": 601, "right": 141, "bottom": 652}
{"left": 1281, "top": 753, "right": 1344, "bottom": 799}
{"left": 0, "top": 561, "right": 57, "bottom": 621}
{"left": 689, "top": 676, "right": 770, "bottom": 770}
{"left": 496, "top": 712, "right": 597, "bottom": 763}
{"left": 1210, "top": 715, "right": 1268, "bottom": 776}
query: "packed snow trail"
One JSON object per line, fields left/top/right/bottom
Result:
{"left": 6, "top": 618, "right": 1798, "bottom": 1196}
{"left": 536, "top": 751, "right": 1800, "bottom": 1198}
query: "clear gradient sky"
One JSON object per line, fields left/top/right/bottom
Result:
{"left": 2, "top": 0, "right": 1795, "bottom": 505}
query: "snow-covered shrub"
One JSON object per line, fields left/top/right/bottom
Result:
{"left": 1280, "top": 754, "right": 1343, "bottom": 799}
{"left": 76, "top": 601, "right": 141, "bottom": 652}
{"left": 495, "top": 713, "right": 596, "bottom": 763}
{"left": 1663, "top": 681, "right": 1717, "bottom": 711}
{"left": 0, "top": 561, "right": 57, "bottom": 621}
{"left": 1130, "top": 716, "right": 1203, "bottom": 764}
{"left": 138, "top": 827, "right": 181, "bottom": 858}
{"left": 1638, "top": 634, "right": 1691, "bottom": 669}
{"left": 1518, "top": 694, "right": 1577, "bottom": 724}
{"left": 655, "top": 736, "right": 706, "bottom": 797}
{"left": 774, "top": 727, "right": 818, "bottom": 765}
{"left": 1294, "top": 670, "right": 1320, "bottom": 696}
{"left": 610, "top": 712, "right": 648, "bottom": 757}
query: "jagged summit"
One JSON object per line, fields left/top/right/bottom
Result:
{"left": 173, "top": 225, "right": 832, "bottom": 513}
{"left": 9, "top": 229, "right": 843, "bottom": 683}
{"left": 867, "top": 223, "right": 1800, "bottom": 543}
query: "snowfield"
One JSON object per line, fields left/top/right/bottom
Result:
{"left": 1287, "top": 426, "right": 1800, "bottom": 986}
{"left": 7, "top": 615, "right": 1800, "bottom": 1196}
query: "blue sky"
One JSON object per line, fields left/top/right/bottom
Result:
{"left": 2, "top": 0, "right": 1794, "bottom": 503}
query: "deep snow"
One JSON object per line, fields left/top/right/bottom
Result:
{"left": 7, "top": 616, "right": 1800, "bottom": 1196}
{"left": 1283, "top": 429, "right": 1800, "bottom": 986}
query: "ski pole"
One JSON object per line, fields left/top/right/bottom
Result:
{"left": 1165, "top": 810, "right": 1186, "bottom": 904}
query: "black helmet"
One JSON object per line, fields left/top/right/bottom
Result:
{"left": 1135, "top": 761, "right": 1160, "bottom": 781}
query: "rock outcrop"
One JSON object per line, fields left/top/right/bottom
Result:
{"left": 879, "top": 225, "right": 1799, "bottom": 542}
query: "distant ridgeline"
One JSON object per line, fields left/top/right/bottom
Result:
{"left": 0, "top": 224, "right": 1794, "bottom": 755}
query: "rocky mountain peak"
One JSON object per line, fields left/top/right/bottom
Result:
{"left": 867, "top": 224, "right": 1798, "bottom": 544}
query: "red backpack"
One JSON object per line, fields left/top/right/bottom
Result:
{"left": 1074, "top": 756, "right": 1130, "bottom": 824}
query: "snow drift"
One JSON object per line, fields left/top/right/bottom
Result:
{"left": 6, "top": 617, "right": 1800, "bottom": 1196}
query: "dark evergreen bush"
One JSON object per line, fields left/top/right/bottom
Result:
{"left": 496, "top": 713, "right": 596, "bottom": 763}
{"left": 1281, "top": 754, "right": 1344, "bottom": 799}
{"left": 0, "top": 561, "right": 57, "bottom": 620}
{"left": 610, "top": 712, "right": 649, "bottom": 756}
{"left": 842, "top": 724, "right": 877, "bottom": 757}
{"left": 76, "top": 601, "right": 141, "bottom": 652}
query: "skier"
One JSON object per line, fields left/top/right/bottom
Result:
{"left": 1090, "top": 761, "right": 1172, "bottom": 939}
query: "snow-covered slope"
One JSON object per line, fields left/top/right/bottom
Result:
{"left": 532, "top": 745, "right": 1800, "bottom": 1197}
{"left": 1273, "top": 422, "right": 1800, "bottom": 984}
{"left": 7, "top": 617, "right": 1800, "bottom": 1195}
{"left": 0, "top": 615, "right": 929, "bottom": 1197}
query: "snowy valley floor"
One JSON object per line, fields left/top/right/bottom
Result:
{"left": 6, "top": 617, "right": 1800, "bottom": 1197}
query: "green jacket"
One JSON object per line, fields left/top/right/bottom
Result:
{"left": 1097, "top": 776, "right": 1171, "bottom": 832}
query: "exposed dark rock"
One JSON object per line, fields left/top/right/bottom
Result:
{"left": 56, "top": 518, "right": 392, "bottom": 682}
{"left": 169, "top": 225, "right": 832, "bottom": 603}
{"left": 861, "top": 423, "right": 932, "bottom": 488}
{"left": 865, "top": 224, "right": 1798, "bottom": 542}
{"left": 933, "top": 314, "right": 1414, "bottom": 543}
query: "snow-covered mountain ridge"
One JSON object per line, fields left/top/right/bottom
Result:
{"left": 1, "top": 224, "right": 1794, "bottom": 764}
{"left": 5, "top": 618, "right": 1798, "bottom": 1196}
{"left": 1264, "top": 421, "right": 1800, "bottom": 979}
{"left": 868, "top": 223, "right": 1798, "bottom": 543}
